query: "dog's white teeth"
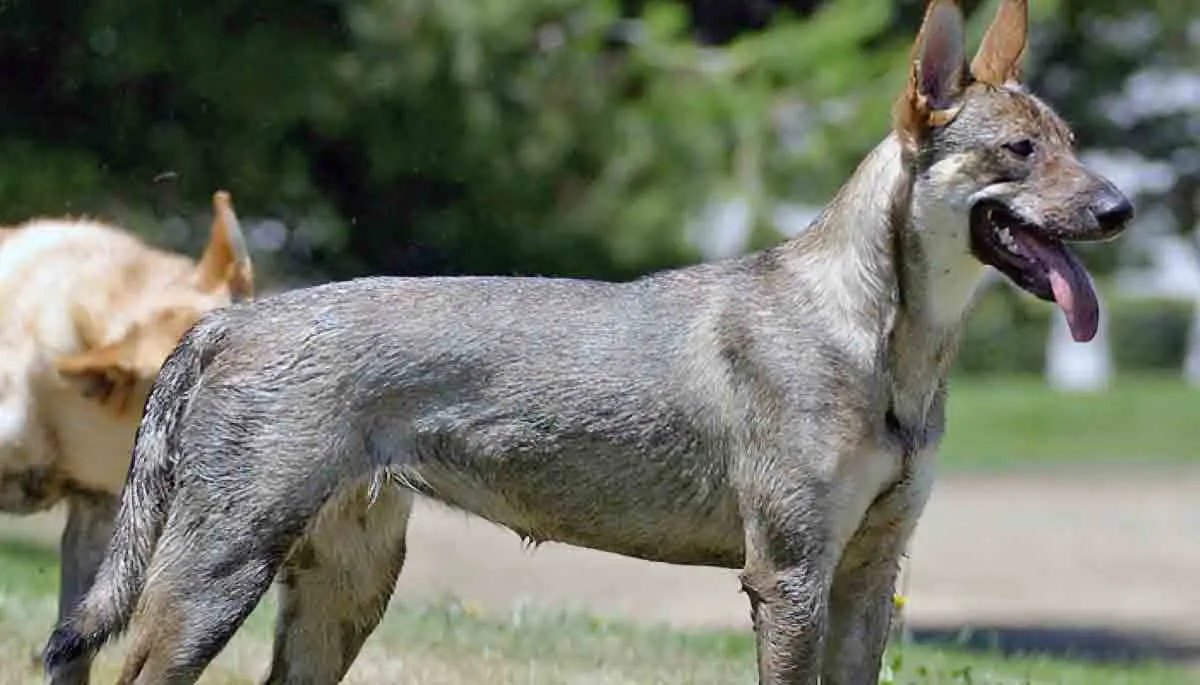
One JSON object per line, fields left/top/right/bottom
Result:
{"left": 998, "top": 227, "right": 1018, "bottom": 252}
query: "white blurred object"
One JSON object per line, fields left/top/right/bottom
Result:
{"left": 1186, "top": 299, "right": 1200, "bottom": 386}
{"left": 1112, "top": 232, "right": 1200, "bottom": 384}
{"left": 1189, "top": 226, "right": 1200, "bottom": 386}
{"left": 1045, "top": 289, "right": 1113, "bottom": 393}
{"left": 1114, "top": 234, "right": 1200, "bottom": 298}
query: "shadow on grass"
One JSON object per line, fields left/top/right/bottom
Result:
{"left": 911, "top": 624, "right": 1200, "bottom": 666}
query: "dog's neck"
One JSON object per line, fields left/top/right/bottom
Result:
{"left": 777, "top": 133, "right": 987, "bottom": 429}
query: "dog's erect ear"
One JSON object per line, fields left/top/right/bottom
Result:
{"left": 55, "top": 346, "right": 139, "bottom": 412}
{"left": 196, "top": 190, "right": 255, "bottom": 301}
{"left": 895, "top": 0, "right": 968, "bottom": 146}
{"left": 54, "top": 334, "right": 141, "bottom": 415}
{"left": 971, "top": 0, "right": 1027, "bottom": 86}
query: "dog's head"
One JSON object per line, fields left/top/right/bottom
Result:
{"left": 53, "top": 191, "right": 254, "bottom": 416}
{"left": 895, "top": 0, "right": 1132, "bottom": 342}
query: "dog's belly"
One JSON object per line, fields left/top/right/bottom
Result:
{"left": 424, "top": 481, "right": 745, "bottom": 568}
{"left": 397, "top": 447, "right": 746, "bottom": 569}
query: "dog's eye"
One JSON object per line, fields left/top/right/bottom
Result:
{"left": 1003, "top": 139, "right": 1036, "bottom": 158}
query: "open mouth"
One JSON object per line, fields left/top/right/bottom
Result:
{"left": 969, "top": 201, "right": 1099, "bottom": 343}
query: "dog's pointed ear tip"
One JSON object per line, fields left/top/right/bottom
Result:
{"left": 970, "top": 0, "right": 1030, "bottom": 83}
{"left": 912, "top": 0, "right": 966, "bottom": 60}
{"left": 201, "top": 187, "right": 254, "bottom": 271}
{"left": 922, "top": 0, "right": 961, "bottom": 11}
{"left": 922, "top": 0, "right": 965, "bottom": 24}
{"left": 905, "top": 0, "right": 968, "bottom": 113}
{"left": 213, "top": 189, "right": 238, "bottom": 214}
{"left": 210, "top": 190, "right": 238, "bottom": 232}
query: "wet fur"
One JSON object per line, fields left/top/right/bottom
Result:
{"left": 44, "top": 2, "right": 1132, "bottom": 683}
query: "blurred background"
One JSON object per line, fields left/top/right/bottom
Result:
{"left": 1, "top": 0, "right": 1198, "bottom": 682}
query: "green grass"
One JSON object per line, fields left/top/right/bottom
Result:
{"left": 0, "top": 540, "right": 1193, "bottom": 685}
{"left": 940, "top": 375, "right": 1199, "bottom": 471}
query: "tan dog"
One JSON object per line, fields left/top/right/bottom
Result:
{"left": 0, "top": 191, "right": 253, "bottom": 684}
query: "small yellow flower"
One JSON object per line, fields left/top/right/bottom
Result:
{"left": 892, "top": 593, "right": 908, "bottom": 610}
{"left": 462, "top": 601, "right": 484, "bottom": 618}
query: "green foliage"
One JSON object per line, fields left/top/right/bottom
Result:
{"left": 1108, "top": 297, "right": 1196, "bottom": 374}
{"left": 956, "top": 284, "right": 1054, "bottom": 377}
{"left": 0, "top": 1, "right": 1193, "bottom": 287}
{"left": 956, "top": 284, "right": 1196, "bottom": 376}
{"left": 0, "top": 0, "right": 348, "bottom": 248}
{"left": 941, "top": 375, "right": 1200, "bottom": 469}
{"left": 0, "top": 0, "right": 917, "bottom": 282}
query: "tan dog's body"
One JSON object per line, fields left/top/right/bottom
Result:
{"left": 0, "top": 193, "right": 252, "bottom": 685}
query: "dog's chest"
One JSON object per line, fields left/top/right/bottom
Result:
{"left": 831, "top": 407, "right": 941, "bottom": 551}
{"left": 832, "top": 440, "right": 905, "bottom": 542}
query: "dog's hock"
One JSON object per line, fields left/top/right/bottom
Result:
{"left": 197, "top": 190, "right": 255, "bottom": 301}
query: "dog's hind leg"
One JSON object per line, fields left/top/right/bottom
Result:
{"left": 115, "top": 492, "right": 316, "bottom": 684}
{"left": 264, "top": 477, "right": 413, "bottom": 685}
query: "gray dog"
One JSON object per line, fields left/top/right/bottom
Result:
{"left": 44, "top": 0, "right": 1132, "bottom": 683}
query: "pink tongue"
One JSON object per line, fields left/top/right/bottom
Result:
{"left": 1014, "top": 233, "right": 1099, "bottom": 342}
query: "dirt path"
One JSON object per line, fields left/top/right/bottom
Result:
{"left": 393, "top": 469, "right": 1200, "bottom": 663}
{"left": 3, "top": 469, "right": 1198, "bottom": 664}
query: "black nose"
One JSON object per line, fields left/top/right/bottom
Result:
{"left": 1091, "top": 188, "right": 1133, "bottom": 227}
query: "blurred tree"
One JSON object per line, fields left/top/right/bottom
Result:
{"left": 0, "top": 0, "right": 1191, "bottom": 286}
{"left": 0, "top": 0, "right": 913, "bottom": 283}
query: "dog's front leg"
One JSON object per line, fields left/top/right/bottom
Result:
{"left": 738, "top": 482, "right": 837, "bottom": 684}
{"left": 821, "top": 467, "right": 933, "bottom": 685}
{"left": 44, "top": 493, "right": 117, "bottom": 685}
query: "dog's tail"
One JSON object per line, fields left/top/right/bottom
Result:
{"left": 43, "top": 316, "right": 228, "bottom": 671}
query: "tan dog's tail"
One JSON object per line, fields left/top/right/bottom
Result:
{"left": 43, "top": 317, "right": 228, "bottom": 673}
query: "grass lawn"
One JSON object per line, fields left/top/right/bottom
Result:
{"left": 0, "top": 539, "right": 1193, "bottom": 685}
{"left": 940, "top": 375, "right": 1199, "bottom": 471}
